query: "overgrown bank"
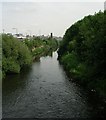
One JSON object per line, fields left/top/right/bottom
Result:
{"left": 2, "top": 34, "right": 58, "bottom": 78}
{"left": 58, "top": 11, "right": 106, "bottom": 98}
{"left": 24, "top": 36, "right": 58, "bottom": 59}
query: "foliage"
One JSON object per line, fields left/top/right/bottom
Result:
{"left": 24, "top": 37, "right": 58, "bottom": 58}
{"left": 58, "top": 11, "right": 106, "bottom": 97}
{"left": 2, "top": 34, "right": 58, "bottom": 78}
{"left": 2, "top": 34, "right": 32, "bottom": 77}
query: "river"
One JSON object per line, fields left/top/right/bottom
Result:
{"left": 2, "top": 51, "right": 102, "bottom": 118}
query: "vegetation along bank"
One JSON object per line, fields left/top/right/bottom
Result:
{"left": 2, "top": 34, "right": 58, "bottom": 78}
{"left": 58, "top": 11, "right": 106, "bottom": 99}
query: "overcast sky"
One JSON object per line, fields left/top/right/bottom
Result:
{"left": 1, "top": 1, "right": 104, "bottom": 37}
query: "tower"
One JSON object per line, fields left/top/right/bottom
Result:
{"left": 50, "top": 33, "right": 53, "bottom": 38}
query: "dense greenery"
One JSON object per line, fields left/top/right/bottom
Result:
{"left": 2, "top": 34, "right": 32, "bottom": 77}
{"left": 58, "top": 11, "right": 106, "bottom": 98}
{"left": 24, "top": 37, "right": 58, "bottom": 58}
{"left": 2, "top": 34, "right": 58, "bottom": 78}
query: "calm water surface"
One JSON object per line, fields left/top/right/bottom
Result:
{"left": 3, "top": 51, "right": 97, "bottom": 118}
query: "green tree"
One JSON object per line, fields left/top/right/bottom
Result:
{"left": 58, "top": 11, "right": 106, "bottom": 97}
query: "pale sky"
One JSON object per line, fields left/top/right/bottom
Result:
{"left": 1, "top": 0, "right": 104, "bottom": 37}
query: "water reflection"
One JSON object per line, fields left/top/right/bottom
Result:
{"left": 3, "top": 66, "right": 32, "bottom": 94}
{"left": 2, "top": 51, "right": 98, "bottom": 118}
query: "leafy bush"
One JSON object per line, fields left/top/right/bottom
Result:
{"left": 2, "top": 34, "right": 32, "bottom": 77}
{"left": 58, "top": 11, "right": 106, "bottom": 97}
{"left": 2, "top": 34, "right": 58, "bottom": 78}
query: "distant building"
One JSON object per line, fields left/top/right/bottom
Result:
{"left": 13, "top": 33, "right": 26, "bottom": 40}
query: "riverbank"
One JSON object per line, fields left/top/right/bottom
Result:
{"left": 57, "top": 11, "right": 106, "bottom": 118}
{"left": 2, "top": 51, "right": 95, "bottom": 118}
{"left": 24, "top": 36, "right": 58, "bottom": 60}
{"left": 58, "top": 62, "right": 106, "bottom": 118}
{"left": 58, "top": 11, "right": 106, "bottom": 99}
{"left": 2, "top": 34, "right": 58, "bottom": 78}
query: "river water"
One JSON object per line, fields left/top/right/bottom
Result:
{"left": 2, "top": 51, "right": 101, "bottom": 118}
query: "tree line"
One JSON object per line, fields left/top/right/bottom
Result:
{"left": 58, "top": 11, "right": 106, "bottom": 98}
{"left": 2, "top": 34, "right": 58, "bottom": 78}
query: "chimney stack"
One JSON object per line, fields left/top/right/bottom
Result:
{"left": 50, "top": 33, "right": 53, "bottom": 38}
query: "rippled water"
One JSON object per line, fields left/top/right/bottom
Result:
{"left": 3, "top": 51, "right": 95, "bottom": 118}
